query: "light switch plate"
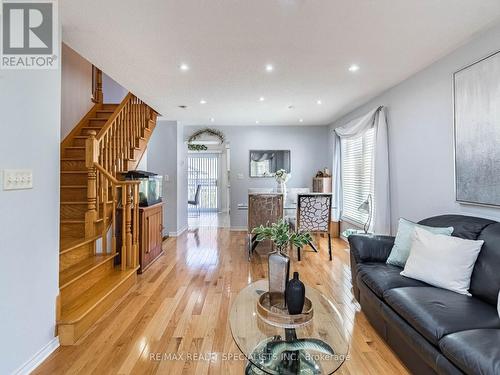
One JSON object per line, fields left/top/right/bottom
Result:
{"left": 3, "top": 169, "right": 33, "bottom": 190}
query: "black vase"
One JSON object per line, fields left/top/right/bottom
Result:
{"left": 286, "top": 272, "right": 305, "bottom": 315}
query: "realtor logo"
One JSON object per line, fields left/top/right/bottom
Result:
{"left": 1, "top": 0, "right": 58, "bottom": 69}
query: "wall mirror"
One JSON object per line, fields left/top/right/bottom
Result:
{"left": 249, "top": 150, "right": 291, "bottom": 177}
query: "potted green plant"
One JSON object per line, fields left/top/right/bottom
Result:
{"left": 252, "top": 219, "right": 311, "bottom": 304}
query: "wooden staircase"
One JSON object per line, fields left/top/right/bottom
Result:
{"left": 58, "top": 92, "right": 158, "bottom": 345}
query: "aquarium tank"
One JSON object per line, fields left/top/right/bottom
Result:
{"left": 122, "top": 170, "right": 163, "bottom": 207}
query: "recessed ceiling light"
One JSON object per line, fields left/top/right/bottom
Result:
{"left": 299, "top": 118, "right": 304, "bottom": 123}
{"left": 179, "top": 63, "right": 189, "bottom": 71}
{"left": 178, "top": 105, "right": 187, "bottom": 109}
{"left": 200, "top": 99, "right": 207, "bottom": 104}
{"left": 265, "top": 64, "right": 274, "bottom": 72}
{"left": 210, "top": 117, "right": 215, "bottom": 123}
{"left": 316, "top": 99, "right": 322, "bottom": 105}
{"left": 348, "top": 64, "right": 360, "bottom": 72}
{"left": 259, "top": 96, "right": 265, "bottom": 102}
{"left": 255, "top": 120, "right": 260, "bottom": 124}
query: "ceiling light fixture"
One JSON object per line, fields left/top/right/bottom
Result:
{"left": 255, "top": 120, "right": 260, "bottom": 124}
{"left": 200, "top": 99, "right": 207, "bottom": 104}
{"left": 288, "top": 105, "right": 295, "bottom": 110}
{"left": 259, "top": 97, "right": 265, "bottom": 102}
{"left": 265, "top": 64, "right": 274, "bottom": 72}
{"left": 348, "top": 64, "right": 360, "bottom": 72}
{"left": 299, "top": 118, "right": 304, "bottom": 123}
{"left": 179, "top": 63, "right": 189, "bottom": 71}
{"left": 317, "top": 99, "right": 322, "bottom": 105}
{"left": 210, "top": 117, "right": 215, "bottom": 123}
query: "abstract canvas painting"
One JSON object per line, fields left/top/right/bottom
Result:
{"left": 454, "top": 51, "right": 500, "bottom": 206}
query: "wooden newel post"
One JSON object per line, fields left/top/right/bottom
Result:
{"left": 132, "top": 184, "right": 139, "bottom": 268}
{"left": 85, "top": 131, "right": 99, "bottom": 237}
{"left": 124, "top": 185, "right": 133, "bottom": 270}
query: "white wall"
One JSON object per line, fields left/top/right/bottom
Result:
{"left": 184, "top": 125, "right": 332, "bottom": 229}
{"left": 136, "top": 148, "right": 148, "bottom": 170}
{"left": 176, "top": 123, "right": 188, "bottom": 234}
{"left": 0, "top": 41, "right": 61, "bottom": 375}
{"left": 331, "top": 22, "right": 500, "bottom": 233}
{"left": 61, "top": 43, "right": 93, "bottom": 139}
{"left": 147, "top": 120, "right": 186, "bottom": 236}
{"left": 102, "top": 73, "right": 127, "bottom": 104}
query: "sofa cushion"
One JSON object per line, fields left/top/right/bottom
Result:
{"left": 386, "top": 217, "right": 453, "bottom": 268}
{"left": 418, "top": 214, "right": 495, "bottom": 240}
{"left": 439, "top": 329, "right": 500, "bottom": 375}
{"left": 401, "top": 227, "right": 483, "bottom": 295}
{"left": 384, "top": 287, "right": 500, "bottom": 345}
{"left": 470, "top": 223, "right": 500, "bottom": 305}
{"left": 356, "top": 263, "right": 429, "bottom": 298}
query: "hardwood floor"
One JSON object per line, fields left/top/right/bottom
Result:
{"left": 35, "top": 228, "right": 409, "bottom": 375}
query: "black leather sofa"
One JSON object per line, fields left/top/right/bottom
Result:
{"left": 349, "top": 215, "right": 500, "bottom": 375}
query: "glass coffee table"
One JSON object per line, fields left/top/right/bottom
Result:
{"left": 229, "top": 280, "right": 349, "bottom": 374}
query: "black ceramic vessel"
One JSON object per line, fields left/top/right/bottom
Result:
{"left": 286, "top": 272, "right": 305, "bottom": 315}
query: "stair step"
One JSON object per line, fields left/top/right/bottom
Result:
{"left": 60, "top": 185, "right": 87, "bottom": 201}
{"left": 60, "top": 237, "right": 96, "bottom": 272}
{"left": 60, "top": 202, "right": 87, "bottom": 220}
{"left": 61, "top": 170, "right": 87, "bottom": 185}
{"left": 61, "top": 220, "right": 85, "bottom": 238}
{"left": 59, "top": 253, "right": 118, "bottom": 289}
{"left": 95, "top": 110, "right": 115, "bottom": 119}
{"left": 61, "top": 235, "right": 100, "bottom": 254}
{"left": 61, "top": 157, "right": 85, "bottom": 161}
{"left": 81, "top": 126, "right": 103, "bottom": 132}
{"left": 71, "top": 136, "right": 89, "bottom": 147}
{"left": 61, "top": 158, "right": 86, "bottom": 171}
{"left": 101, "top": 104, "right": 119, "bottom": 110}
{"left": 63, "top": 146, "right": 85, "bottom": 155}
{"left": 58, "top": 267, "right": 137, "bottom": 345}
{"left": 88, "top": 120, "right": 108, "bottom": 127}
{"left": 60, "top": 185, "right": 86, "bottom": 189}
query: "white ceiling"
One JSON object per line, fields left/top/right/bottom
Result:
{"left": 62, "top": 0, "right": 500, "bottom": 126}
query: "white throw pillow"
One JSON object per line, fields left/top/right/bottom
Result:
{"left": 401, "top": 227, "right": 484, "bottom": 295}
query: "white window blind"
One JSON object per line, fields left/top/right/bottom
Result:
{"left": 341, "top": 128, "right": 375, "bottom": 225}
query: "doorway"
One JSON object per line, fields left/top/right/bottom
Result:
{"left": 188, "top": 153, "right": 220, "bottom": 212}
{"left": 187, "top": 150, "right": 230, "bottom": 228}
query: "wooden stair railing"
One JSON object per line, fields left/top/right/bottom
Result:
{"left": 58, "top": 91, "right": 158, "bottom": 345}
{"left": 84, "top": 93, "right": 157, "bottom": 267}
{"left": 92, "top": 162, "right": 139, "bottom": 270}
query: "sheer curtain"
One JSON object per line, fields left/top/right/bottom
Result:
{"left": 332, "top": 106, "right": 391, "bottom": 235}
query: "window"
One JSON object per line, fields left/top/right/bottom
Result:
{"left": 341, "top": 128, "right": 375, "bottom": 225}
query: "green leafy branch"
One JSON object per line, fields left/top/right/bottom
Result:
{"left": 252, "top": 219, "right": 312, "bottom": 253}
{"left": 188, "top": 144, "right": 208, "bottom": 151}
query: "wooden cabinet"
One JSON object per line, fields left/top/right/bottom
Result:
{"left": 138, "top": 203, "right": 164, "bottom": 273}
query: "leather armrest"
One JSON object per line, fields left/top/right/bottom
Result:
{"left": 348, "top": 234, "right": 395, "bottom": 264}
{"left": 348, "top": 234, "right": 395, "bottom": 302}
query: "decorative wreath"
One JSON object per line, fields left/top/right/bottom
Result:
{"left": 187, "top": 128, "right": 225, "bottom": 151}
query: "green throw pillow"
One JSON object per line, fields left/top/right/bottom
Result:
{"left": 386, "top": 218, "right": 453, "bottom": 268}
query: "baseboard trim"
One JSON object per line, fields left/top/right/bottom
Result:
{"left": 169, "top": 226, "right": 188, "bottom": 237}
{"left": 13, "top": 336, "right": 59, "bottom": 375}
{"left": 230, "top": 226, "right": 247, "bottom": 231}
